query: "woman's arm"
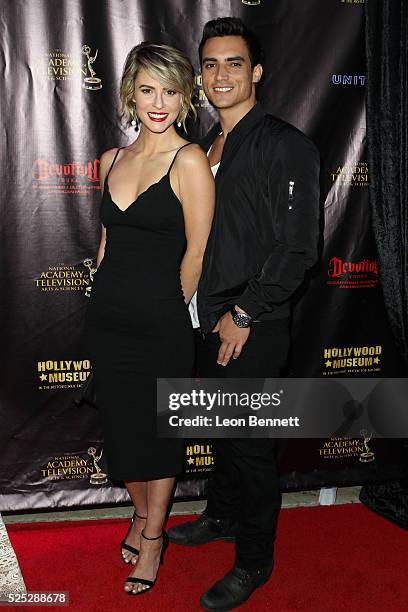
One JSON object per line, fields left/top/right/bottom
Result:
{"left": 172, "top": 144, "right": 215, "bottom": 303}
{"left": 96, "top": 225, "right": 107, "bottom": 268}
{"left": 95, "top": 148, "right": 119, "bottom": 267}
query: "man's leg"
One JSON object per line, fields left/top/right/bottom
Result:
{"left": 168, "top": 331, "right": 240, "bottom": 545}
{"left": 219, "top": 318, "right": 289, "bottom": 571}
{"left": 200, "top": 318, "right": 290, "bottom": 611}
{"left": 196, "top": 332, "right": 241, "bottom": 522}
{"left": 232, "top": 439, "right": 281, "bottom": 570}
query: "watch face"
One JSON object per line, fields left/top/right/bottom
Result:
{"left": 230, "top": 307, "right": 251, "bottom": 327}
{"left": 233, "top": 313, "right": 251, "bottom": 328}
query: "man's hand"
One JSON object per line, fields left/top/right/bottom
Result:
{"left": 212, "top": 311, "right": 250, "bottom": 366}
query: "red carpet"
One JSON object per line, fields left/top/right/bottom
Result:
{"left": 7, "top": 504, "right": 408, "bottom": 612}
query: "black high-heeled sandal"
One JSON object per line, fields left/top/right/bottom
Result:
{"left": 120, "top": 512, "right": 147, "bottom": 563}
{"left": 125, "top": 529, "right": 169, "bottom": 595}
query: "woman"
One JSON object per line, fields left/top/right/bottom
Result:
{"left": 86, "top": 42, "right": 214, "bottom": 595}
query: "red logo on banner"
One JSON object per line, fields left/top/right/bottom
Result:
{"left": 326, "top": 257, "right": 379, "bottom": 289}
{"left": 32, "top": 158, "right": 100, "bottom": 196}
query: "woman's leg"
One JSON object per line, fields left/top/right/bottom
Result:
{"left": 124, "top": 476, "right": 175, "bottom": 593}
{"left": 122, "top": 481, "right": 148, "bottom": 564}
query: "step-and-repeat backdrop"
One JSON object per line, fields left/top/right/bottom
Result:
{"left": 1, "top": 0, "right": 406, "bottom": 510}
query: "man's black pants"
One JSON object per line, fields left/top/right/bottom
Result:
{"left": 196, "top": 318, "right": 290, "bottom": 570}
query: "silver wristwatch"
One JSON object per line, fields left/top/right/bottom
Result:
{"left": 230, "top": 306, "right": 252, "bottom": 328}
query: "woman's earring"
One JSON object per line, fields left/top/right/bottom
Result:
{"left": 177, "top": 120, "right": 182, "bottom": 128}
{"left": 131, "top": 99, "right": 139, "bottom": 130}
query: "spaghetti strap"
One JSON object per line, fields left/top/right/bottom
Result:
{"left": 106, "top": 148, "right": 122, "bottom": 180}
{"left": 167, "top": 143, "right": 194, "bottom": 175}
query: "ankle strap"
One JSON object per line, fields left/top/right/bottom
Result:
{"left": 141, "top": 529, "right": 163, "bottom": 541}
{"left": 135, "top": 513, "right": 147, "bottom": 520}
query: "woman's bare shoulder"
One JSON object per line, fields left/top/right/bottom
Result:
{"left": 100, "top": 147, "right": 120, "bottom": 167}
{"left": 99, "top": 147, "right": 121, "bottom": 181}
{"left": 175, "top": 143, "right": 209, "bottom": 170}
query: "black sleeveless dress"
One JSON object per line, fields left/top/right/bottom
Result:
{"left": 86, "top": 146, "right": 194, "bottom": 480}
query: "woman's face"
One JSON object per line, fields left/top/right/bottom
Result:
{"left": 133, "top": 68, "right": 182, "bottom": 133}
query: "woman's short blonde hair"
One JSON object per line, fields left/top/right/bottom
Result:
{"left": 120, "top": 42, "right": 196, "bottom": 131}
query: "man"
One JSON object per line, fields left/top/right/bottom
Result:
{"left": 168, "top": 17, "right": 320, "bottom": 611}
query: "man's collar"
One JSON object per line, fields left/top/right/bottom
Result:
{"left": 225, "top": 102, "right": 266, "bottom": 141}
{"left": 201, "top": 103, "right": 266, "bottom": 152}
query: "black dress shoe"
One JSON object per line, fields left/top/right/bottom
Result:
{"left": 167, "top": 513, "right": 238, "bottom": 545}
{"left": 200, "top": 563, "right": 274, "bottom": 611}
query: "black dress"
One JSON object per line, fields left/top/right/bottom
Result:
{"left": 86, "top": 146, "right": 194, "bottom": 480}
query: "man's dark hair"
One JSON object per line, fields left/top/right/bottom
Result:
{"left": 199, "top": 17, "right": 264, "bottom": 68}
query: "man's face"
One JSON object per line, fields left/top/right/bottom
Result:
{"left": 201, "top": 35, "right": 262, "bottom": 111}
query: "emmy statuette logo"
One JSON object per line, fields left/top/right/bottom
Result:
{"left": 359, "top": 430, "right": 375, "bottom": 463}
{"left": 82, "top": 45, "right": 102, "bottom": 90}
{"left": 83, "top": 258, "right": 97, "bottom": 297}
{"left": 88, "top": 447, "right": 108, "bottom": 484}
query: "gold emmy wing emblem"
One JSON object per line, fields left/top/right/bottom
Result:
{"left": 88, "top": 447, "right": 108, "bottom": 485}
{"left": 242, "top": 0, "right": 261, "bottom": 5}
{"left": 359, "top": 429, "right": 375, "bottom": 463}
{"left": 82, "top": 45, "right": 102, "bottom": 90}
{"left": 83, "top": 258, "right": 97, "bottom": 297}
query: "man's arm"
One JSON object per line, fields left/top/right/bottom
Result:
{"left": 236, "top": 129, "right": 320, "bottom": 319}
{"left": 215, "top": 129, "right": 320, "bottom": 367}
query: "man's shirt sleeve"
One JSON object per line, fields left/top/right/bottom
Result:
{"left": 236, "top": 129, "right": 320, "bottom": 319}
